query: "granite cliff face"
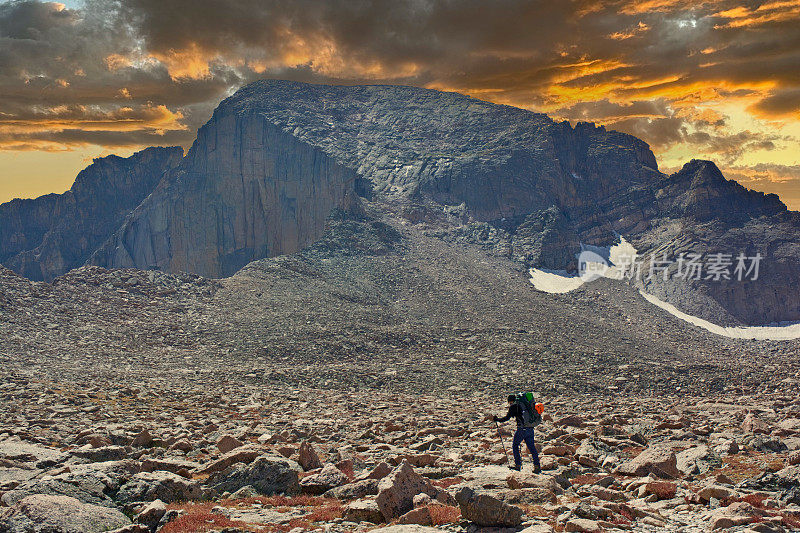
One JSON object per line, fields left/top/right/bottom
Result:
{"left": 0, "top": 147, "right": 182, "bottom": 281}
{"left": 89, "top": 110, "right": 359, "bottom": 277}
{"left": 91, "top": 80, "right": 662, "bottom": 278}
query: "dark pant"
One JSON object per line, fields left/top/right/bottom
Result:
{"left": 512, "top": 427, "right": 540, "bottom": 468}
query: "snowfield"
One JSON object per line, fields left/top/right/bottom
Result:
{"left": 529, "top": 237, "right": 800, "bottom": 341}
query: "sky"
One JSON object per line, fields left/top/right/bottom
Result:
{"left": 0, "top": 0, "right": 799, "bottom": 209}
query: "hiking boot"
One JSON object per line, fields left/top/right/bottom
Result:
{"left": 509, "top": 464, "right": 521, "bottom": 471}
{"left": 534, "top": 465, "right": 542, "bottom": 474}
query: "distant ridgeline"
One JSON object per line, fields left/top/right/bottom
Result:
{"left": 1, "top": 80, "right": 798, "bottom": 326}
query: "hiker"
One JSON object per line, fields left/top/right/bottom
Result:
{"left": 493, "top": 394, "right": 542, "bottom": 473}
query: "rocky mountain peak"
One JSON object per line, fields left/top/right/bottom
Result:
{"left": 660, "top": 159, "right": 786, "bottom": 224}
{"left": 0, "top": 146, "right": 182, "bottom": 281}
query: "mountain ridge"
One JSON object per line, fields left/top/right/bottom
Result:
{"left": 0, "top": 146, "right": 183, "bottom": 281}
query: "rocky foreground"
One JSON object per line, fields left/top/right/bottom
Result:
{"left": 1, "top": 382, "right": 800, "bottom": 533}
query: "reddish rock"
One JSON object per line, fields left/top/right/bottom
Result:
{"left": 298, "top": 440, "right": 322, "bottom": 471}
{"left": 130, "top": 430, "right": 154, "bottom": 448}
{"left": 397, "top": 506, "right": 433, "bottom": 526}
{"left": 216, "top": 435, "right": 243, "bottom": 454}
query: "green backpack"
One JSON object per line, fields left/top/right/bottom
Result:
{"left": 516, "top": 392, "right": 541, "bottom": 428}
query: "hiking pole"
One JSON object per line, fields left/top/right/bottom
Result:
{"left": 494, "top": 420, "right": 510, "bottom": 465}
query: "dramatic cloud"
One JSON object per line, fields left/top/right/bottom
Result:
{"left": 0, "top": 0, "right": 799, "bottom": 206}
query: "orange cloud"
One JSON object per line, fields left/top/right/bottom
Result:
{"left": 0, "top": 104, "right": 188, "bottom": 151}
{"left": 105, "top": 54, "right": 132, "bottom": 71}
{"left": 609, "top": 22, "right": 650, "bottom": 40}
{"left": 714, "top": 0, "right": 800, "bottom": 28}
{"left": 149, "top": 42, "right": 215, "bottom": 80}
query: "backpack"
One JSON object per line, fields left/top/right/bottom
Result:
{"left": 516, "top": 392, "right": 542, "bottom": 428}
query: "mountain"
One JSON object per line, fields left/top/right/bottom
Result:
{"left": 88, "top": 80, "right": 799, "bottom": 326}
{"left": 2, "top": 80, "right": 798, "bottom": 325}
{"left": 0, "top": 147, "right": 182, "bottom": 281}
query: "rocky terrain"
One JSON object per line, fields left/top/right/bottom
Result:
{"left": 1, "top": 202, "right": 799, "bottom": 532}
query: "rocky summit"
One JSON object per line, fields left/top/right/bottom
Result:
{"left": 1, "top": 80, "right": 800, "bottom": 533}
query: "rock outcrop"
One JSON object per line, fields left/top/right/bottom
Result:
{"left": 0, "top": 147, "right": 182, "bottom": 281}
{"left": 0, "top": 494, "right": 131, "bottom": 533}
{"left": 635, "top": 159, "right": 800, "bottom": 325}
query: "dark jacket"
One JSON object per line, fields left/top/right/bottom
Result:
{"left": 497, "top": 403, "right": 525, "bottom": 428}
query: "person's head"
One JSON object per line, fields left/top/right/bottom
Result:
{"left": 507, "top": 394, "right": 516, "bottom": 404}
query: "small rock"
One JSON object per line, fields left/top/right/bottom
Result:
{"left": 413, "top": 493, "right": 432, "bottom": 508}
{"left": 298, "top": 440, "right": 322, "bottom": 471}
{"left": 216, "top": 435, "right": 244, "bottom": 454}
{"left": 135, "top": 499, "right": 166, "bottom": 530}
{"left": 742, "top": 412, "right": 770, "bottom": 434}
{"left": 789, "top": 450, "right": 800, "bottom": 466}
{"left": 130, "top": 430, "right": 154, "bottom": 448}
{"left": 615, "top": 444, "right": 681, "bottom": 479}
{"left": 564, "top": 518, "right": 602, "bottom": 532}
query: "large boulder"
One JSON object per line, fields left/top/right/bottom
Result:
{"left": 676, "top": 445, "right": 711, "bottom": 476}
{"left": 208, "top": 454, "right": 302, "bottom": 496}
{"left": 299, "top": 463, "right": 348, "bottom": 494}
{"left": 375, "top": 461, "right": 439, "bottom": 521}
{"left": 454, "top": 486, "right": 524, "bottom": 527}
{"left": 1, "top": 461, "right": 139, "bottom": 507}
{"left": 507, "top": 472, "right": 564, "bottom": 494}
{"left": 116, "top": 471, "right": 202, "bottom": 504}
{"left": 0, "top": 494, "right": 130, "bottom": 533}
{"left": 343, "top": 499, "right": 384, "bottom": 524}
{"left": 615, "top": 444, "right": 681, "bottom": 479}
{"left": 324, "top": 478, "right": 380, "bottom": 499}
{"left": 196, "top": 444, "right": 265, "bottom": 474}
{"left": 216, "top": 435, "right": 244, "bottom": 454}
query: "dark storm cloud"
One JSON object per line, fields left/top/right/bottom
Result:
{"left": 751, "top": 87, "right": 800, "bottom": 118}
{"left": 0, "top": 0, "right": 798, "bottom": 164}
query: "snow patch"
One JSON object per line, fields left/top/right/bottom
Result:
{"left": 640, "top": 291, "right": 800, "bottom": 341}
{"left": 528, "top": 269, "right": 585, "bottom": 293}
